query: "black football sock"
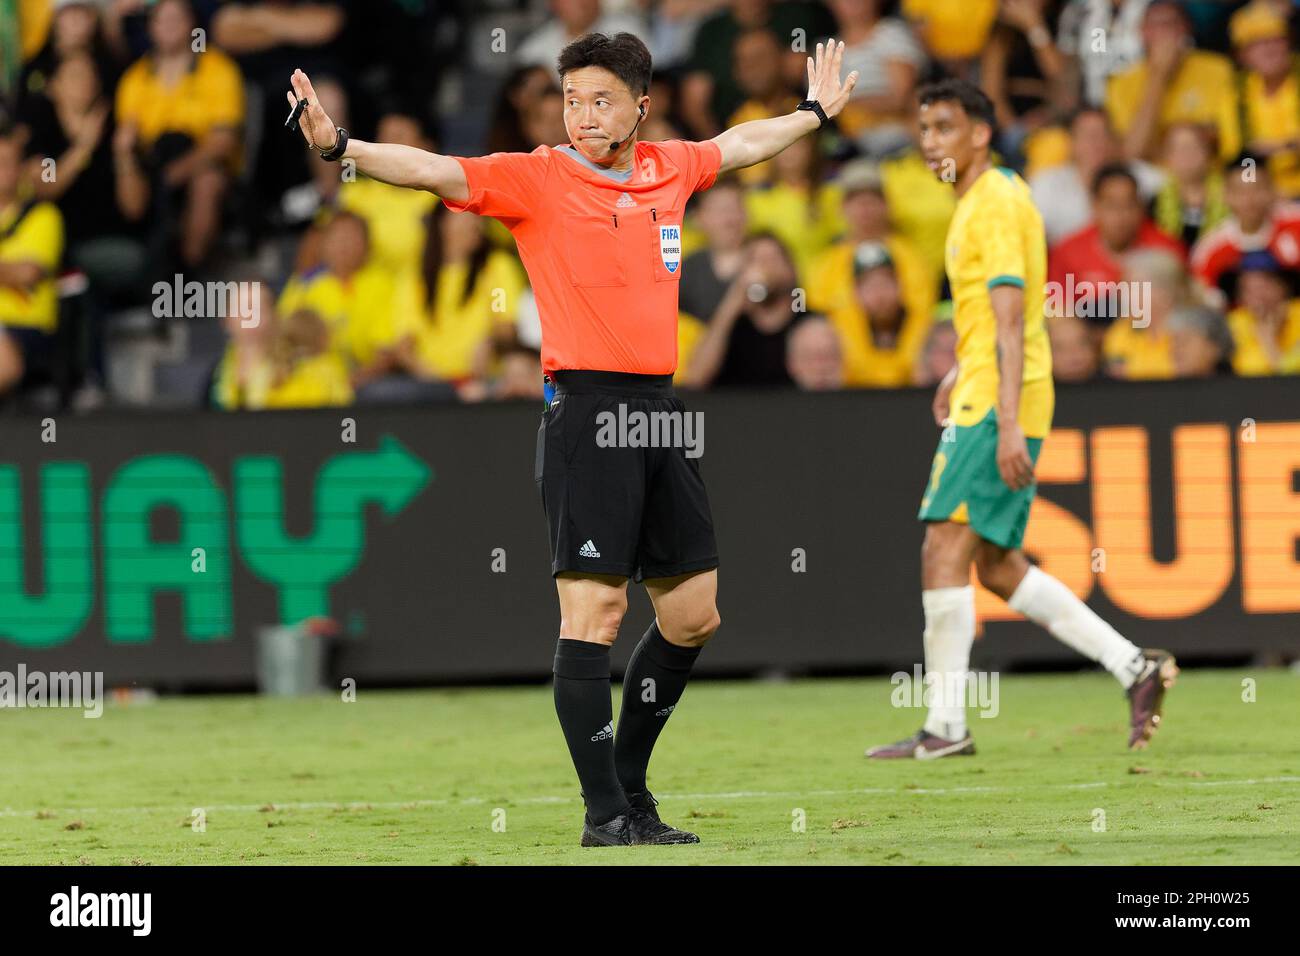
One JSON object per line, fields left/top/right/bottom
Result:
{"left": 553, "top": 638, "right": 628, "bottom": 825}
{"left": 614, "top": 620, "right": 702, "bottom": 795}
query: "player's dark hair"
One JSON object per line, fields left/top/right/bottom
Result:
{"left": 916, "top": 79, "right": 996, "bottom": 129}
{"left": 557, "top": 32, "right": 653, "bottom": 97}
{"left": 1091, "top": 162, "right": 1139, "bottom": 197}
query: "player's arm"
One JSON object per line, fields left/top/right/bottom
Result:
{"left": 991, "top": 284, "right": 1035, "bottom": 491}
{"left": 286, "top": 70, "right": 468, "bottom": 203}
{"left": 711, "top": 40, "right": 858, "bottom": 174}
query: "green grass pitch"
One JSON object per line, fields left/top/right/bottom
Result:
{"left": 1, "top": 669, "right": 1296, "bottom": 865}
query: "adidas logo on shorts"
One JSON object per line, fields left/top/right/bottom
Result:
{"left": 579, "top": 539, "right": 601, "bottom": 558}
{"left": 590, "top": 722, "right": 615, "bottom": 741}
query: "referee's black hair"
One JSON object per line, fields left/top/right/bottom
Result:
{"left": 917, "top": 79, "right": 996, "bottom": 130}
{"left": 1090, "top": 162, "right": 1139, "bottom": 197}
{"left": 557, "top": 32, "right": 653, "bottom": 97}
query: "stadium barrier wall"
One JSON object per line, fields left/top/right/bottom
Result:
{"left": 1, "top": 376, "right": 1298, "bottom": 688}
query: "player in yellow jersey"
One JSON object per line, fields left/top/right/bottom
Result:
{"left": 867, "top": 81, "right": 1178, "bottom": 760}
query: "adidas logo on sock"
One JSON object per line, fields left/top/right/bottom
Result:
{"left": 654, "top": 704, "right": 676, "bottom": 717}
{"left": 579, "top": 539, "right": 601, "bottom": 558}
{"left": 616, "top": 191, "right": 636, "bottom": 207}
{"left": 590, "top": 722, "right": 614, "bottom": 741}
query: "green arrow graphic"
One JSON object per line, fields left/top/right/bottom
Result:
{"left": 235, "top": 434, "right": 432, "bottom": 624}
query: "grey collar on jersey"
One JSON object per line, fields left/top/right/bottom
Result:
{"left": 556, "top": 144, "right": 633, "bottom": 183}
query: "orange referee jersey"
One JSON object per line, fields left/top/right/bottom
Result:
{"left": 442, "top": 139, "right": 722, "bottom": 374}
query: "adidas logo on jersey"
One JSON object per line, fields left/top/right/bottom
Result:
{"left": 590, "top": 722, "right": 615, "bottom": 741}
{"left": 579, "top": 539, "right": 601, "bottom": 558}
{"left": 615, "top": 191, "right": 636, "bottom": 207}
{"left": 654, "top": 704, "right": 676, "bottom": 717}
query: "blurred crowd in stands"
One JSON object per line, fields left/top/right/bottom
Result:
{"left": 1, "top": 0, "right": 1298, "bottom": 411}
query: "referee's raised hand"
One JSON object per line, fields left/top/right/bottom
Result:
{"left": 804, "top": 40, "right": 859, "bottom": 121}
{"left": 286, "top": 69, "right": 338, "bottom": 152}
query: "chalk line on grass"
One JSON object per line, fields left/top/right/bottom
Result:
{"left": 2, "top": 776, "right": 1297, "bottom": 820}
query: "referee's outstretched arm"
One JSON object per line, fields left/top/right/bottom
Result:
{"left": 286, "top": 69, "right": 470, "bottom": 204}
{"left": 712, "top": 39, "right": 858, "bottom": 174}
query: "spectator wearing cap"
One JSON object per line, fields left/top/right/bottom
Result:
{"left": 1049, "top": 163, "right": 1184, "bottom": 326}
{"left": 828, "top": 0, "right": 925, "bottom": 157}
{"left": 827, "top": 240, "right": 931, "bottom": 388}
{"left": 1102, "top": 246, "right": 1187, "bottom": 379}
{"left": 680, "top": 176, "right": 748, "bottom": 326}
{"left": 1168, "top": 305, "right": 1235, "bottom": 378}
{"left": 114, "top": 0, "right": 244, "bottom": 269}
{"left": 785, "top": 316, "right": 845, "bottom": 390}
{"left": 1226, "top": 249, "right": 1300, "bottom": 375}
{"left": 1105, "top": 0, "right": 1240, "bottom": 163}
{"left": 1056, "top": 0, "right": 1151, "bottom": 110}
{"left": 807, "top": 159, "right": 936, "bottom": 327}
{"left": 1030, "top": 107, "right": 1163, "bottom": 244}
{"left": 1232, "top": 0, "right": 1300, "bottom": 200}
{"left": 744, "top": 133, "right": 842, "bottom": 282}
{"left": 1190, "top": 153, "right": 1300, "bottom": 306}
{"left": 1152, "top": 121, "right": 1229, "bottom": 249}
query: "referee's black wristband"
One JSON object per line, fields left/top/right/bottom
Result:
{"left": 318, "top": 126, "right": 348, "bottom": 162}
{"left": 796, "top": 99, "right": 828, "bottom": 130}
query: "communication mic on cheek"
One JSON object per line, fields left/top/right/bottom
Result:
{"left": 607, "top": 104, "right": 646, "bottom": 154}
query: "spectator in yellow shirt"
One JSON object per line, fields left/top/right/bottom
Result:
{"left": 827, "top": 240, "right": 932, "bottom": 388}
{"left": 1103, "top": 247, "right": 1186, "bottom": 379}
{"left": 212, "top": 278, "right": 278, "bottom": 410}
{"left": 744, "top": 133, "right": 843, "bottom": 283}
{"left": 265, "top": 308, "right": 353, "bottom": 409}
{"left": 338, "top": 112, "right": 440, "bottom": 323}
{"left": 1226, "top": 250, "right": 1300, "bottom": 375}
{"left": 406, "top": 206, "right": 527, "bottom": 383}
{"left": 114, "top": 0, "right": 244, "bottom": 267}
{"left": 277, "top": 211, "right": 400, "bottom": 381}
{"left": 1106, "top": 0, "right": 1240, "bottom": 162}
{"left": 0, "top": 135, "right": 64, "bottom": 390}
{"left": 807, "top": 159, "right": 937, "bottom": 326}
{"left": 1232, "top": 1, "right": 1300, "bottom": 199}
{"left": 213, "top": 280, "right": 350, "bottom": 409}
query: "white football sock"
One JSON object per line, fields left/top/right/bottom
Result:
{"left": 1008, "top": 565, "right": 1146, "bottom": 688}
{"left": 921, "top": 585, "right": 975, "bottom": 741}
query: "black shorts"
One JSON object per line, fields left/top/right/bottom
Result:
{"left": 534, "top": 370, "right": 718, "bottom": 581}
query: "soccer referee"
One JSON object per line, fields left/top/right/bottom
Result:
{"left": 287, "top": 33, "right": 857, "bottom": 847}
